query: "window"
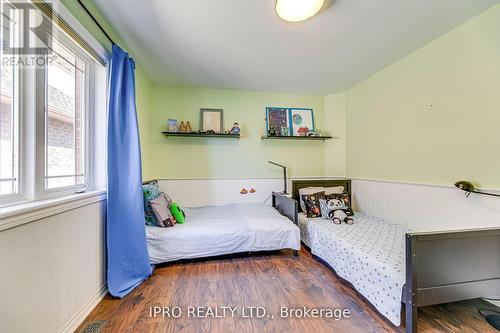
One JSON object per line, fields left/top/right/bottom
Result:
{"left": 0, "top": 2, "right": 108, "bottom": 208}
{"left": 45, "top": 37, "right": 86, "bottom": 191}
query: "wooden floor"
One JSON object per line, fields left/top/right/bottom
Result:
{"left": 78, "top": 248, "right": 499, "bottom": 333}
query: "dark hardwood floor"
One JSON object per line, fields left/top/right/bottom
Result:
{"left": 78, "top": 248, "right": 499, "bottom": 333}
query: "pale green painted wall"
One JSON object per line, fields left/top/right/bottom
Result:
{"left": 67, "top": 1, "right": 500, "bottom": 187}
{"left": 145, "top": 85, "right": 326, "bottom": 179}
{"left": 344, "top": 4, "right": 500, "bottom": 189}
{"left": 324, "top": 92, "right": 346, "bottom": 177}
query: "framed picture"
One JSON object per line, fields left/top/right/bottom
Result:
{"left": 200, "top": 108, "right": 223, "bottom": 133}
{"left": 265, "top": 107, "right": 314, "bottom": 136}
{"left": 167, "top": 119, "right": 178, "bottom": 132}
{"left": 290, "top": 108, "right": 314, "bottom": 135}
{"left": 266, "top": 107, "right": 290, "bottom": 136}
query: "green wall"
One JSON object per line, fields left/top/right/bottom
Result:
{"left": 145, "top": 86, "right": 326, "bottom": 179}
{"left": 324, "top": 92, "right": 346, "bottom": 177}
{"left": 343, "top": 4, "right": 500, "bottom": 189}
{"left": 67, "top": 1, "right": 499, "bottom": 187}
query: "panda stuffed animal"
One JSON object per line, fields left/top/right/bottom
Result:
{"left": 327, "top": 198, "right": 354, "bottom": 225}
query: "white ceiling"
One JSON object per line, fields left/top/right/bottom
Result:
{"left": 94, "top": 0, "right": 499, "bottom": 94}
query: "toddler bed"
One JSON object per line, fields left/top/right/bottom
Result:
{"left": 309, "top": 214, "right": 407, "bottom": 325}
{"left": 297, "top": 199, "right": 407, "bottom": 325}
{"left": 290, "top": 179, "right": 500, "bottom": 333}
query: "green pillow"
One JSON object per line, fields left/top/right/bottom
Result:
{"left": 170, "top": 202, "right": 185, "bottom": 224}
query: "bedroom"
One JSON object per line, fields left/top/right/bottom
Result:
{"left": 0, "top": 0, "right": 499, "bottom": 332}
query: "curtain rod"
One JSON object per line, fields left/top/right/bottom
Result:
{"left": 76, "top": 0, "right": 115, "bottom": 46}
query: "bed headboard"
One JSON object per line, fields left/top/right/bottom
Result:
{"left": 292, "top": 179, "right": 351, "bottom": 205}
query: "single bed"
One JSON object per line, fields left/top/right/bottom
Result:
{"left": 145, "top": 202, "right": 300, "bottom": 264}
{"left": 283, "top": 179, "right": 500, "bottom": 333}
{"left": 309, "top": 214, "right": 407, "bottom": 325}
{"left": 297, "top": 207, "right": 407, "bottom": 325}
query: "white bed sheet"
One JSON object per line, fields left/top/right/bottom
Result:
{"left": 308, "top": 214, "right": 407, "bottom": 326}
{"left": 146, "top": 203, "right": 300, "bottom": 264}
{"left": 297, "top": 212, "right": 319, "bottom": 248}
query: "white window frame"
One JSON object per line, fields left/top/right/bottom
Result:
{"left": 35, "top": 31, "right": 93, "bottom": 200}
{"left": 0, "top": 0, "right": 109, "bottom": 208}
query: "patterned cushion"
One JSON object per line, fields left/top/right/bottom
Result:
{"left": 298, "top": 187, "right": 324, "bottom": 213}
{"left": 143, "top": 181, "right": 162, "bottom": 226}
{"left": 319, "top": 199, "right": 331, "bottom": 219}
{"left": 302, "top": 191, "right": 325, "bottom": 218}
{"left": 150, "top": 194, "right": 176, "bottom": 228}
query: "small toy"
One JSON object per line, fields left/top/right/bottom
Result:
{"left": 249, "top": 188, "right": 256, "bottom": 193}
{"left": 281, "top": 127, "right": 289, "bottom": 136}
{"left": 179, "top": 121, "right": 187, "bottom": 133}
{"left": 230, "top": 123, "right": 240, "bottom": 135}
{"left": 240, "top": 188, "right": 248, "bottom": 194}
{"left": 185, "top": 121, "right": 192, "bottom": 133}
{"left": 170, "top": 202, "right": 186, "bottom": 224}
{"left": 297, "top": 127, "right": 309, "bottom": 136}
{"left": 268, "top": 124, "right": 276, "bottom": 136}
{"left": 327, "top": 198, "right": 354, "bottom": 225}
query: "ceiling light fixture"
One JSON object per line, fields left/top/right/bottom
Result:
{"left": 275, "top": 0, "right": 325, "bottom": 22}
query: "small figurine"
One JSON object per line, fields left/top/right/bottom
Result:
{"left": 185, "top": 121, "right": 192, "bottom": 133}
{"left": 281, "top": 127, "right": 289, "bottom": 136}
{"left": 268, "top": 124, "right": 276, "bottom": 136}
{"left": 230, "top": 122, "right": 240, "bottom": 135}
{"left": 179, "top": 121, "right": 187, "bottom": 133}
{"left": 297, "top": 127, "right": 309, "bottom": 136}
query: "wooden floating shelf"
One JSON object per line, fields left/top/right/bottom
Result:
{"left": 162, "top": 132, "right": 240, "bottom": 139}
{"left": 261, "top": 135, "right": 333, "bottom": 141}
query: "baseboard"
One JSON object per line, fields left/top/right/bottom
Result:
{"left": 59, "top": 284, "right": 108, "bottom": 333}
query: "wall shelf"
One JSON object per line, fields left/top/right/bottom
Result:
{"left": 261, "top": 135, "right": 333, "bottom": 141}
{"left": 162, "top": 132, "right": 240, "bottom": 139}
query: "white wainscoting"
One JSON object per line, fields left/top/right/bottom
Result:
{"left": 351, "top": 178, "right": 500, "bottom": 232}
{"left": 0, "top": 200, "right": 107, "bottom": 333}
{"left": 157, "top": 177, "right": 347, "bottom": 207}
{"left": 157, "top": 178, "right": 288, "bottom": 207}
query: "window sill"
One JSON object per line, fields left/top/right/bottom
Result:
{"left": 0, "top": 190, "right": 107, "bottom": 232}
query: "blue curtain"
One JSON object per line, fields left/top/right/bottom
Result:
{"left": 107, "top": 44, "right": 153, "bottom": 298}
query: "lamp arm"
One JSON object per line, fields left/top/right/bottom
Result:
{"left": 469, "top": 190, "right": 500, "bottom": 198}
{"left": 268, "top": 161, "right": 288, "bottom": 194}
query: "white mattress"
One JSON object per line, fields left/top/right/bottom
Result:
{"left": 308, "top": 214, "right": 407, "bottom": 326}
{"left": 146, "top": 203, "right": 300, "bottom": 264}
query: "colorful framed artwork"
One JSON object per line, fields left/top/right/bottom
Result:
{"left": 167, "top": 119, "right": 178, "bottom": 132}
{"left": 265, "top": 107, "right": 314, "bottom": 136}
{"left": 266, "top": 107, "right": 290, "bottom": 136}
{"left": 290, "top": 108, "right": 314, "bottom": 136}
